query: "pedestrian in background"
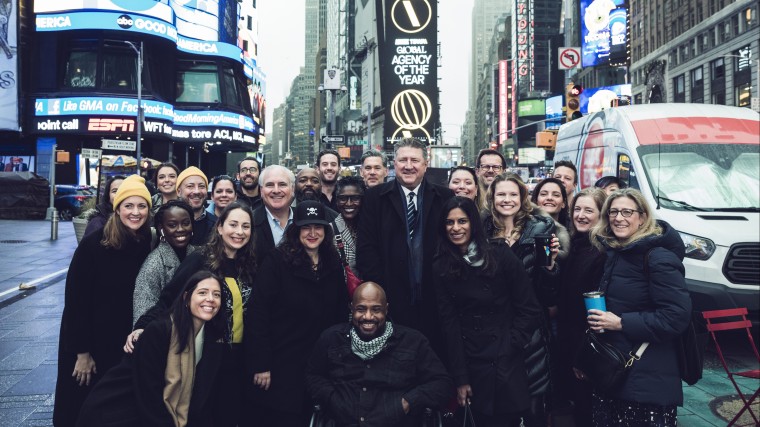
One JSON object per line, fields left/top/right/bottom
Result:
{"left": 555, "top": 188, "right": 607, "bottom": 425}
{"left": 247, "top": 200, "right": 348, "bottom": 427}
{"left": 448, "top": 166, "right": 486, "bottom": 212}
{"left": 132, "top": 199, "right": 196, "bottom": 325}
{"left": 128, "top": 201, "right": 256, "bottom": 427}
{"left": 594, "top": 175, "right": 627, "bottom": 196}
{"left": 585, "top": 188, "right": 691, "bottom": 426}
{"left": 54, "top": 175, "right": 153, "bottom": 427}
{"left": 77, "top": 271, "right": 224, "bottom": 427}
{"left": 150, "top": 162, "right": 179, "bottom": 214}
{"left": 83, "top": 174, "right": 125, "bottom": 239}
{"left": 482, "top": 173, "right": 560, "bottom": 427}
{"left": 332, "top": 176, "right": 366, "bottom": 278}
{"left": 434, "top": 197, "right": 542, "bottom": 426}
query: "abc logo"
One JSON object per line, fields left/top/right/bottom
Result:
{"left": 117, "top": 14, "right": 133, "bottom": 29}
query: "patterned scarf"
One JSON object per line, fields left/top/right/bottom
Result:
{"left": 350, "top": 321, "right": 394, "bottom": 360}
{"left": 462, "top": 242, "right": 484, "bottom": 267}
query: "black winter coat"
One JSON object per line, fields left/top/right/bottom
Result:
{"left": 252, "top": 205, "right": 278, "bottom": 262}
{"left": 434, "top": 242, "right": 542, "bottom": 415}
{"left": 306, "top": 323, "right": 453, "bottom": 427}
{"left": 594, "top": 220, "right": 691, "bottom": 406}
{"left": 54, "top": 227, "right": 152, "bottom": 427}
{"left": 356, "top": 179, "right": 454, "bottom": 354}
{"left": 76, "top": 317, "right": 222, "bottom": 427}
{"left": 246, "top": 249, "right": 349, "bottom": 413}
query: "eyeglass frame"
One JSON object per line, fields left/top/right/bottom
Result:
{"left": 608, "top": 208, "right": 643, "bottom": 218}
{"left": 239, "top": 167, "right": 259, "bottom": 174}
{"left": 478, "top": 164, "right": 504, "bottom": 172}
{"left": 336, "top": 194, "right": 363, "bottom": 203}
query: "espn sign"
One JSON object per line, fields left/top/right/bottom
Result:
{"left": 88, "top": 118, "right": 135, "bottom": 132}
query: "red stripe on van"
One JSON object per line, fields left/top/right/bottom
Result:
{"left": 631, "top": 117, "right": 759, "bottom": 145}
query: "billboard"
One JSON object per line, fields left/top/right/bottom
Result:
{"left": 380, "top": 0, "right": 438, "bottom": 146}
{"left": 0, "top": 0, "right": 18, "bottom": 131}
{"left": 580, "top": 0, "right": 627, "bottom": 67}
{"left": 545, "top": 95, "right": 563, "bottom": 129}
{"left": 518, "top": 99, "right": 546, "bottom": 117}
{"left": 250, "top": 64, "right": 266, "bottom": 134}
{"left": 580, "top": 83, "right": 632, "bottom": 114}
{"left": 513, "top": 0, "right": 535, "bottom": 95}
{"left": 498, "top": 60, "right": 510, "bottom": 145}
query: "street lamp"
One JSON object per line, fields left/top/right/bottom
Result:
{"left": 123, "top": 41, "right": 143, "bottom": 170}
{"left": 317, "top": 68, "right": 347, "bottom": 149}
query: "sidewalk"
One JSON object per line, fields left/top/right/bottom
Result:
{"left": 0, "top": 219, "right": 757, "bottom": 426}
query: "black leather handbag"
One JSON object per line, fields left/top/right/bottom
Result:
{"left": 573, "top": 330, "right": 647, "bottom": 392}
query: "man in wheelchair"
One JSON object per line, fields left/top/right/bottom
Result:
{"left": 306, "top": 282, "right": 453, "bottom": 427}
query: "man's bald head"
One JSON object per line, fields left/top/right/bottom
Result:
{"left": 351, "top": 282, "right": 388, "bottom": 340}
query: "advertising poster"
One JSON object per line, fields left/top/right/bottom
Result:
{"left": 545, "top": 95, "right": 563, "bottom": 129}
{"left": 380, "top": 0, "right": 438, "bottom": 146}
{"left": 0, "top": 0, "right": 17, "bottom": 131}
{"left": 580, "top": 0, "right": 627, "bottom": 67}
{"left": 580, "top": 83, "right": 632, "bottom": 114}
{"left": 250, "top": 64, "right": 266, "bottom": 134}
{"left": 498, "top": 60, "right": 509, "bottom": 146}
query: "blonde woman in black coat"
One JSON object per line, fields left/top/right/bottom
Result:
{"left": 54, "top": 175, "right": 153, "bottom": 426}
{"left": 435, "top": 197, "right": 542, "bottom": 426}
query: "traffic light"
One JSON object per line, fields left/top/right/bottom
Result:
{"left": 566, "top": 84, "right": 583, "bottom": 122}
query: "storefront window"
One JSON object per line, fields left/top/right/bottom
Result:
{"left": 222, "top": 68, "right": 244, "bottom": 109}
{"left": 63, "top": 51, "right": 97, "bottom": 88}
{"left": 736, "top": 83, "right": 751, "bottom": 107}
{"left": 176, "top": 62, "right": 220, "bottom": 103}
{"left": 102, "top": 50, "right": 137, "bottom": 90}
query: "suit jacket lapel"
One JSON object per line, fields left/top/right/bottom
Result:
{"left": 382, "top": 182, "right": 405, "bottom": 223}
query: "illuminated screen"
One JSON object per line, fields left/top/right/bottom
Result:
{"left": 580, "top": 0, "right": 627, "bottom": 67}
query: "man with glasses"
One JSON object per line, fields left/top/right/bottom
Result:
{"left": 236, "top": 156, "right": 262, "bottom": 209}
{"left": 475, "top": 149, "right": 507, "bottom": 189}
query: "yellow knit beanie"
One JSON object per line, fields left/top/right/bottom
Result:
{"left": 176, "top": 166, "right": 208, "bottom": 191}
{"left": 112, "top": 175, "right": 152, "bottom": 210}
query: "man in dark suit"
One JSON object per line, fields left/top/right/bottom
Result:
{"left": 357, "top": 138, "right": 454, "bottom": 355}
{"left": 252, "top": 165, "right": 295, "bottom": 262}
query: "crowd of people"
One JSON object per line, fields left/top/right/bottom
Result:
{"left": 53, "top": 139, "right": 691, "bottom": 427}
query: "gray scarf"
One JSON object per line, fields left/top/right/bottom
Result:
{"left": 462, "top": 242, "right": 484, "bottom": 267}
{"left": 350, "top": 321, "right": 394, "bottom": 360}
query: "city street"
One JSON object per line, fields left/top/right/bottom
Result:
{"left": 0, "top": 219, "right": 757, "bottom": 426}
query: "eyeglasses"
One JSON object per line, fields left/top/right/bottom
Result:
{"left": 336, "top": 195, "right": 363, "bottom": 203}
{"left": 608, "top": 208, "right": 642, "bottom": 218}
{"left": 239, "top": 167, "right": 258, "bottom": 174}
{"left": 479, "top": 164, "right": 503, "bottom": 172}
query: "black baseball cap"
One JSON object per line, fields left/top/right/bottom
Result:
{"left": 294, "top": 200, "right": 330, "bottom": 226}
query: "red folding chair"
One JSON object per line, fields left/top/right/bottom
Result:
{"left": 702, "top": 308, "right": 760, "bottom": 427}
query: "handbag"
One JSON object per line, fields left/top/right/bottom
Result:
{"left": 573, "top": 329, "right": 648, "bottom": 392}
{"left": 334, "top": 226, "right": 362, "bottom": 297}
{"left": 461, "top": 401, "right": 476, "bottom": 427}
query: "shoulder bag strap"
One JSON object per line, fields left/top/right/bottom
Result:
{"left": 332, "top": 221, "right": 348, "bottom": 265}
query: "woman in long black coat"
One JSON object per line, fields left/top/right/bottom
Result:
{"left": 54, "top": 175, "right": 153, "bottom": 426}
{"left": 247, "top": 200, "right": 348, "bottom": 427}
{"left": 77, "top": 271, "right": 225, "bottom": 427}
{"left": 555, "top": 188, "right": 607, "bottom": 424}
{"left": 435, "top": 197, "right": 542, "bottom": 426}
{"left": 585, "top": 188, "right": 691, "bottom": 426}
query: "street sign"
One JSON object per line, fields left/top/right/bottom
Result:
{"left": 321, "top": 135, "right": 345, "bottom": 144}
{"left": 558, "top": 47, "right": 581, "bottom": 70}
{"left": 101, "top": 139, "right": 136, "bottom": 151}
{"left": 81, "top": 148, "right": 102, "bottom": 159}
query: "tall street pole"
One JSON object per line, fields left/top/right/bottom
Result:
{"left": 125, "top": 41, "right": 143, "bottom": 172}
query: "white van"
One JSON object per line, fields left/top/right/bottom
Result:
{"left": 555, "top": 103, "right": 760, "bottom": 324}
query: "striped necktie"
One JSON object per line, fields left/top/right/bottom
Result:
{"left": 407, "top": 192, "right": 418, "bottom": 237}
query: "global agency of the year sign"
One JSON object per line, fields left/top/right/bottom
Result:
{"left": 380, "top": 0, "right": 438, "bottom": 146}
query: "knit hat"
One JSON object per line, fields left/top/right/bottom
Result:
{"left": 176, "top": 166, "right": 208, "bottom": 190}
{"left": 112, "top": 175, "right": 152, "bottom": 210}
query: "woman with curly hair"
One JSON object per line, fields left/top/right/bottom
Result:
{"left": 128, "top": 201, "right": 256, "bottom": 427}
{"left": 482, "top": 172, "right": 560, "bottom": 427}
{"left": 247, "top": 200, "right": 349, "bottom": 426}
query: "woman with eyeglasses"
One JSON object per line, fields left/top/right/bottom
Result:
{"left": 482, "top": 172, "right": 560, "bottom": 427}
{"left": 583, "top": 188, "right": 690, "bottom": 426}
{"left": 333, "top": 176, "right": 366, "bottom": 277}
{"left": 554, "top": 188, "right": 607, "bottom": 425}
{"left": 151, "top": 162, "right": 179, "bottom": 214}
{"left": 448, "top": 166, "right": 486, "bottom": 212}
{"left": 207, "top": 175, "right": 238, "bottom": 218}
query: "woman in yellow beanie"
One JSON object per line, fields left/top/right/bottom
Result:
{"left": 53, "top": 175, "right": 153, "bottom": 426}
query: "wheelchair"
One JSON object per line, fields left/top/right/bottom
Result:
{"left": 309, "top": 404, "right": 446, "bottom": 427}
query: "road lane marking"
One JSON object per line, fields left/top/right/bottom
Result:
{"left": 0, "top": 268, "right": 69, "bottom": 297}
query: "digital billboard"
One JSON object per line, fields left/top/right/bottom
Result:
{"left": 0, "top": 0, "right": 18, "bottom": 131}
{"left": 580, "top": 0, "right": 627, "bottom": 67}
{"left": 545, "top": 95, "right": 563, "bottom": 129}
{"left": 380, "top": 0, "right": 438, "bottom": 146}
{"left": 518, "top": 99, "right": 545, "bottom": 117}
{"left": 580, "top": 83, "right": 632, "bottom": 114}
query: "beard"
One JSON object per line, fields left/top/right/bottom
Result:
{"left": 241, "top": 177, "right": 258, "bottom": 190}
{"left": 296, "top": 188, "right": 320, "bottom": 202}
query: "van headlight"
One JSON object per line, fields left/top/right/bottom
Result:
{"left": 678, "top": 232, "right": 715, "bottom": 260}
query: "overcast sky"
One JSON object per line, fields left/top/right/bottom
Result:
{"left": 258, "top": 0, "right": 474, "bottom": 145}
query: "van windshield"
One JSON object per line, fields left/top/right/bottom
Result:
{"left": 638, "top": 144, "right": 760, "bottom": 211}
